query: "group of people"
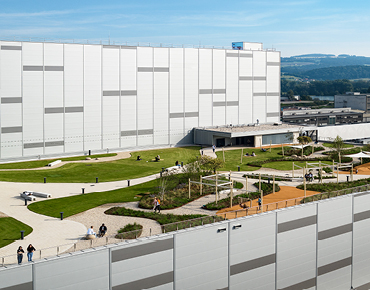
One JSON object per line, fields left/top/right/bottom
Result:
{"left": 153, "top": 197, "right": 161, "bottom": 213}
{"left": 305, "top": 172, "right": 314, "bottom": 182}
{"left": 244, "top": 152, "right": 256, "bottom": 157}
{"left": 87, "top": 223, "right": 108, "bottom": 238}
{"left": 17, "top": 244, "right": 36, "bottom": 265}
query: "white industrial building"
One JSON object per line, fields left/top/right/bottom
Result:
{"left": 0, "top": 40, "right": 280, "bottom": 161}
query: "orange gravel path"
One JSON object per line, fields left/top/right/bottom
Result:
{"left": 217, "top": 186, "right": 319, "bottom": 219}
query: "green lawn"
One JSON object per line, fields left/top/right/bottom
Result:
{"left": 0, "top": 153, "right": 117, "bottom": 169}
{"left": 0, "top": 217, "right": 33, "bottom": 248}
{"left": 217, "top": 147, "right": 289, "bottom": 171}
{"left": 262, "top": 160, "right": 333, "bottom": 171}
{"left": 28, "top": 179, "right": 161, "bottom": 218}
{"left": 323, "top": 143, "right": 354, "bottom": 148}
{"left": 0, "top": 147, "right": 200, "bottom": 183}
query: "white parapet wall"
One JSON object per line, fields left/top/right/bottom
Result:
{"left": 318, "top": 123, "right": 370, "bottom": 141}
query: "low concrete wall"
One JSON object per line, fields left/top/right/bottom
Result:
{"left": 1, "top": 191, "right": 370, "bottom": 290}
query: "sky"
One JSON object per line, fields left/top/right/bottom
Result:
{"left": 1, "top": 0, "right": 370, "bottom": 57}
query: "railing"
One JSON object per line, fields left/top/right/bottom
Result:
{"left": 0, "top": 215, "right": 223, "bottom": 268}
{"left": 218, "top": 184, "right": 370, "bottom": 219}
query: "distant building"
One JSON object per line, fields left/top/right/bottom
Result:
{"left": 335, "top": 92, "right": 370, "bottom": 122}
{"left": 282, "top": 107, "right": 363, "bottom": 126}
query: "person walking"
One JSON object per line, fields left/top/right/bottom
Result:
{"left": 258, "top": 197, "right": 262, "bottom": 211}
{"left": 155, "top": 198, "right": 161, "bottom": 213}
{"left": 212, "top": 145, "right": 216, "bottom": 153}
{"left": 27, "top": 244, "right": 36, "bottom": 262}
{"left": 17, "top": 246, "right": 24, "bottom": 265}
{"left": 153, "top": 197, "right": 157, "bottom": 211}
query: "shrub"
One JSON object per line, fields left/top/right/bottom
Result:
{"left": 115, "top": 223, "right": 143, "bottom": 239}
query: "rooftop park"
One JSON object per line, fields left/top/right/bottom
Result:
{"left": 0, "top": 146, "right": 200, "bottom": 183}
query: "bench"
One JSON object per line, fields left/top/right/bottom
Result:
{"left": 20, "top": 193, "right": 36, "bottom": 201}
{"left": 23, "top": 191, "right": 52, "bottom": 198}
{"left": 48, "top": 160, "right": 62, "bottom": 167}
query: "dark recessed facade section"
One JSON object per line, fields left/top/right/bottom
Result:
{"left": 318, "top": 223, "right": 352, "bottom": 240}
{"left": 65, "top": 107, "right": 83, "bottom": 113}
{"left": 1, "top": 45, "right": 22, "bottom": 50}
{"left": 253, "top": 92, "right": 266, "bottom": 97}
{"left": 112, "top": 238, "right": 173, "bottom": 263}
{"left": 1, "top": 97, "right": 22, "bottom": 104}
{"left": 121, "top": 90, "right": 137, "bottom": 96}
{"left": 120, "top": 46, "right": 137, "bottom": 49}
{"left": 103, "top": 45, "right": 120, "bottom": 49}
{"left": 267, "top": 112, "right": 280, "bottom": 118}
{"left": 23, "top": 66, "right": 43, "bottom": 71}
{"left": 44, "top": 66, "right": 64, "bottom": 72}
{"left": 45, "top": 107, "right": 64, "bottom": 114}
{"left": 169, "top": 113, "right": 184, "bottom": 118}
{"left": 154, "top": 67, "right": 169, "bottom": 72}
{"left": 138, "top": 67, "right": 154, "bottom": 72}
{"left": 267, "top": 62, "right": 280, "bottom": 66}
{"left": 24, "top": 142, "right": 44, "bottom": 149}
{"left": 199, "top": 89, "right": 226, "bottom": 94}
{"left": 1, "top": 126, "right": 22, "bottom": 134}
{"left": 230, "top": 253, "right": 276, "bottom": 276}
{"left": 121, "top": 130, "right": 137, "bottom": 137}
{"left": 278, "top": 215, "right": 317, "bottom": 234}
{"left": 226, "top": 53, "right": 238, "bottom": 57}
{"left": 138, "top": 129, "right": 154, "bottom": 135}
{"left": 185, "top": 112, "right": 199, "bottom": 118}
{"left": 318, "top": 257, "right": 352, "bottom": 276}
{"left": 45, "top": 141, "right": 64, "bottom": 147}
{"left": 112, "top": 272, "right": 173, "bottom": 290}
{"left": 278, "top": 278, "right": 316, "bottom": 290}
{"left": 239, "top": 53, "right": 252, "bottom": 58}
{"left": 354, "top": 209, "right": 370, "bottom": 223}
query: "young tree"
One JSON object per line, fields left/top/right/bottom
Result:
{"left": 332, "top": 135, "right": 345, "bottom": 163}
{"left": 198, "top": 155, "right": 224, "bottom": 174}
{"left": 297, "top": 136, "right": 312, "bottom": 157}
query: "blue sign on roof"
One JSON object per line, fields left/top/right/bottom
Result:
{"left": 232, "top": 42, "right": 243, "bottom": 50}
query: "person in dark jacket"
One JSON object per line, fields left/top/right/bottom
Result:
{"left": 27, "top": 244, "right": 36, "bottom": 262}
{"left": 17, "top": 246, "right": 24, "bottom": 265}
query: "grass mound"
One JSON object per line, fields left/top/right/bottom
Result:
{"left": 116, "top": 223, "right": 143, "bottom": 239}
{"left": 0, "top": 217, "right": 33, "bottom": 248}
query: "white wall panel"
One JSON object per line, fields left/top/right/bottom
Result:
{"left": 267, "top": 66, "right": 279, "bottom": 93}
{"left": 184, "top": 48, "right": 198, "bottom": 113}
{"left": 213, "top": 94, "right": 225, "bottom": 102}
{"left": 44, "top": 43, "right": 63, "bottom": 66}
{"left": 317, "top": 266, "right": 351, "bottom": 290}
{"left": 226, "top": 52, "right": 238, "bottom": 102}
{"left": 229, "top": 214, "right": 276, "bottom": 290}
{"left": 102, "top": 97, "right": 120, "bottom": 149}
{"left": 0, "top": 48, "right": 21, "bottom": 97}
{"left": 199, "top": 49, "right": 212, "bottom": 89}
{"left": 34, "top": 250, "right": 109, "bottom": 290}
{"left": 23, "top": 71, "right": 43, "bottom": 144}
{"left": 137, "top": 47, "right": 153, "bottom": 67}
{"left": 253, "top": 80, "right": 266, "bottom": 93}
{"left": 169, "top": 48, "right": 183, "bottom": 113}
{"left": 253, "top": 96, "right": 266, "bottom": 124}
{"left": 213, "top": 50, "right": 225, "bottom": 89}
{"left": 1, "top": 134, "right": 22, "bottom": 158}
{"left": 353, "top": 193, "right": 370, "bottom": 288}
{"left": 184, "top": 117, "right": 198, "bottom": 132}
{"left": 137, "top": 72, "right": 153, "bottom": 130}
{"left": 65, "top": 113, "right": 83, "bottom": 152}
{"left": 84, "top": 45, "right": 102, "bottom": 150}
{"left": 44, "top": 71, "right": 63, "bottom": 107}
{"left": 213, "top": 106, "right": 225, "bottom": 126}
{"left": 154, "top": 72, "right": 169, "bottom": 145}
{"left": 121, "top": 96, "right": 136, "bottom": 147}
{"left": 226, "top": 106, "right": 238, "bottom": 125}
{"left": 22, "top": 42, "right": 43, "bottom": 65}
{"left": 239, "top": 81, "right": 253, "bottom": 124}
{"left": 276, "top": 205, "right": 317, "bottom": 290}
{"left": 1, "top": 104, "right": 22, "bottom": 126}
{"left": 267, "top": 51, "right": 280, "bottom": 62}
{"left": 266, "top": 96, "right": 279, "bottom": 113}
{"left": 120, "top": 48, "right": 136, "bottom": 91}
{"left": 154, "top": 47, "right": 169, "bottom": 67}
{"left": 170, "top": 118, "right": 184, "bottom": 144}
{"left": 64, "top": 44, "right": 83, "bottom": 107}
{"left": 253, "top": 51, "right": 266, "bottom": 77}
{"left": 102, "top": 48, "right": 119, "bottom": 91}
{"left": 199, "top": 95, "right": 212, "bottom": 127}
{"left": 239, "top": 53, "right": 253, "bottom": 76}
{"left": 175, "top": 224, "right": 228, "bottom": 290}
{"left": 44, "top": 114, "right": 64, "bottom": 154}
